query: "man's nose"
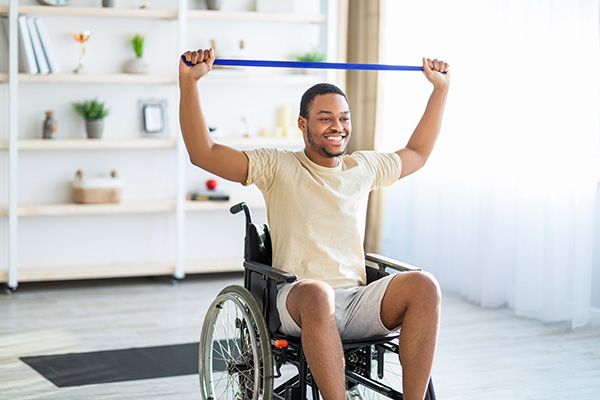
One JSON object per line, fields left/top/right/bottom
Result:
{"left": 331, "top": 119, "right": 343, "bottom": 131}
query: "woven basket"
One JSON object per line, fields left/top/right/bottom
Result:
{"left": 72, "top": 170, "right": 123, "bottom": 204}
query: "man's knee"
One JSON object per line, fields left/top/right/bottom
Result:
{"left": 407, "top": 271, "right": 442, "bottom": 305}
{"left": 386, "top": 271, "right": 442, "bottom": 308}
{"left": 286, "top": 279, "right": 335, "bottom": 327}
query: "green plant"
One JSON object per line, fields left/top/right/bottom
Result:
{"left": 72, "top": 98, "right": 109, "bottom": 120}
{"left": 131, "top": 34, "right": 145, "bottom": 58}
{"left": 293, "top": 51, "right": 326, "bottom": 62}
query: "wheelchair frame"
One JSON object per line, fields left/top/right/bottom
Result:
{"left": 199, "top": 202, "right": 436, "bottom": 400}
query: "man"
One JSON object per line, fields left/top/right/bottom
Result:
{"left": 179, "top": 48, "right": 449, "bottom": 400}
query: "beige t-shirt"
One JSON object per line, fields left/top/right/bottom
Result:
{"left": 243, "top": 149, "right": 402, "bottom": 288}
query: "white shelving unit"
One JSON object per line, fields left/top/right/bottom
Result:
{"left": 0, "top": 0, "right": 344, "bottom": 288}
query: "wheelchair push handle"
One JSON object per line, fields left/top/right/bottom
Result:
{"left": 230, "top": 202, "right": 252, "bottom": 225}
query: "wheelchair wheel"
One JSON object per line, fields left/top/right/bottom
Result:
{"left": 350, "top": 345, "right": 435, "bottom": 400}
{"left": 200, "top": 285, "right": 273, "bottom": 400}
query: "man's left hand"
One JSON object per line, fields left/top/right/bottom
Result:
{"left": 423, "top": 58, "right": 450, "bottom": 89}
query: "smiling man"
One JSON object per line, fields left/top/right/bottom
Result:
{"left": 179, "top": 48, "right": 450, "bottom": 400}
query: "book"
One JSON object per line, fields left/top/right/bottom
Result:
{"left": 26, "top": 16, "right": 49, "bottom": 74}
{"left": 17, "top": 15, "right": 38, "bottom": 74}
{"left": 33, "top": 17, "right": 60, "bottom": 74}
{"left": 190, "top": 191, "right": 230, "bottom": 202}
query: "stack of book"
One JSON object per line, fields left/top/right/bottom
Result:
{"left": 1, "top": 15, "right": 60, "bottom": 74}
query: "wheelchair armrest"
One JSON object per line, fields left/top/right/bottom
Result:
{"left": 243, "top": 261, "right": 298, "bottom": 283}
{"left": 366, "top": 253, "right": 422, "bottom": 273}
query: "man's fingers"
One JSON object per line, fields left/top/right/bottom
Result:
{"left": 191, "top": 51, "right": 199, "bottom": 65}
{"left": 208, "top": 48, "right": 215, "bottom": 67}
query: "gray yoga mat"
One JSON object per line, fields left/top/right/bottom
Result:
{"left": 20, "top": 341, "right": 232, "bottom": 387}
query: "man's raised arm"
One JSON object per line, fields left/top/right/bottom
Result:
{"left": 179, "top": 48, "right": 249, "bottom": 183}
{"left": 397, "top": 57, "right": 450, "bottom": 179}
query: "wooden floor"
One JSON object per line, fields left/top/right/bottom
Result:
{"left": 1, "top": 273, "right": 599, "bottom": 400}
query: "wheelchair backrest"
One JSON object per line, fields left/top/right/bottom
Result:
{"left": 245, "top": 223, "right": 273, "bottom": 265}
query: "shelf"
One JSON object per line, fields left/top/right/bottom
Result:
{"left": 203, "top": 72, "right": 324, "bottom": 85}
{"left": 0, "top": 139, "right": 7, "bottom": 150}
{"left": 17, "top": 138, "right": 177, "bottom": 150}
{"left": 0, "top": 5, "right": 178, "bottom": 20}
{"left": 2, "top": 73, "right": 319, "bottom": 85}
{"left": 16, "top": 73, "right": 177, "bottom": 85}
{"left": 0, "top": 259, "right": 243, "bottom": 283}
{"left": 18, "top": 201, "right": 175, "bottom": 217}
{"left": 0, "top": 5, "right": 324, "bottom": 23}
{"left": 0, "top": 262, "right": 177, "bottom": 283}
{"left": 217, "top": 136, "right": 304, "bottom": 149}
{"left": 186, "top": 258, "right": 244, "bottom": 274}
{"left": 186, "top": 200, "right": 265, "bottom": 212}
{"left": 187, "top": 9, "right": 325, "bottom": 24}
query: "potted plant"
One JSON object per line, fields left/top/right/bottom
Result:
{"left": 72, "top": 98, "right": 109, "bottom": 139}
{"left": 124, "top": 33, "right": 148, "bottom": 74}
{"left": 292, "top": 50, "right": 326, "bottom": 74}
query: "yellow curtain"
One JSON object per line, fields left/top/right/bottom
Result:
{"left": 345, "top": 0, "right": 383, "bottom": 253}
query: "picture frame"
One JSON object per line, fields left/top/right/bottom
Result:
{"left": 138, "top": 99, "right": 168, "bottom": 136}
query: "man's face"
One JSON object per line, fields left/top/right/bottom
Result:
{"left": 299, "top": 93, "right": 352, "bottom": 158}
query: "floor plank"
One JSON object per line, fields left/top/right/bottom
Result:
{"left": 1, "top": 274, "right": 598, "bottom": 399}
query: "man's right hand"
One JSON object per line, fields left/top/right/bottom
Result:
{"left": 179, "top": 48, "right": 215, "bottom": 84}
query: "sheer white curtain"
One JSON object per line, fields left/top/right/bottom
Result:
{"left": 378, "top": 0, "right": 600, "bottom": 327}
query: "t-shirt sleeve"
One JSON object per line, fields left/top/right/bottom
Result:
{"left": 241, "top": 148, "right": 280, "bottom": 193}
{"left": 354, "top": 151, "right": 402, "bottom": 190}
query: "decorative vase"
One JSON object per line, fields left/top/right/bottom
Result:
{"left": 102, "top": 0, "right": 114, "bottom": 7}
{"left": 43, "top": 110, "right": 57, "bottom": 139}
{"left": 207, "top": 0, "right": 222, "bottom": 10}
{"left": 124, "top": 58, "right": 148, "bottom": 74}
{"left": 85, "top": 119, "right": 104, "bottom": 139}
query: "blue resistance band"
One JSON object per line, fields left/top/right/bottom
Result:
{"left": 181, "top": 55, "right": 424, "bottom": 72}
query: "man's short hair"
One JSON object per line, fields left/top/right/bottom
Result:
{"left": 299, "top": 83, "right": 348, "bottom": 119}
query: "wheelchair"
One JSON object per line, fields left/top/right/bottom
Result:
{"left": 199, "top": 202, "right": 437, "bottom": 400}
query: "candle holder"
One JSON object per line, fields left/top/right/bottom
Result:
{"left": 72, "top": 31, "right": 91, "bottom": 74}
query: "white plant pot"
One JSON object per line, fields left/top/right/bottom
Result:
{"left": 124, "top": 58, "right": 148, "bottom": 74}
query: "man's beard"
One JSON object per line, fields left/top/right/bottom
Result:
{"left": 306, "top": 127, "right": 346, "bottom": 158}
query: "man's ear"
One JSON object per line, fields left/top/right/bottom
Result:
{"left": 298, "top": 116, "right": 307, "bottom": 132}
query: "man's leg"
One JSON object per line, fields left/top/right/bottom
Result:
{"left": 380, "top": 271, "right": 441, "bottom": 400}
{"left": 286, "top": 279, "right": 346, "bottom": 400}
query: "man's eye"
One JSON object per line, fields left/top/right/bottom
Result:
{"left": 320, "top": 118, "right": 330, "bottom": 122}
{"left": 341, "top": 118, "right": 350, "bottom": 122}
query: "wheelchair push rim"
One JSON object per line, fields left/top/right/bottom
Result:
{"left": 200, "top": 285, "right": 273, "bottom": 400}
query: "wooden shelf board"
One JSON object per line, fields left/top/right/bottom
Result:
{"left": 218, "top": 136, "right": 304, "bottom": 148}
{"left": 14, "top": 5, "right": 177, "bottom": 20}
{"left": 0, "top": 205, "right": 6, "bottom": 217}
{"left": 188, "top": 9, "right": 325, "bottom": 24}
{"left": 0, "top": 139, "right": 7, "bottom": 150}
{"left": 0, "top": 72, "right": 7, "bottom": 83}
{"left": 0, "top": 263, "right": 177, "bottom": 283}
{"left": 17, "top": 73, "right": 177, "bottom": 84}
{"left": 203, "top": 72, "right": 323, "bottom": 85}
{"left": 0, "top": 6, "right": 323, "bottom": 22}
{"left": 185, "top": 258, "right": 244, "bottom": 274}
{"left": 18, "top": 138, "right": 177, "bottom": 150}
{"left": 18, "top": 201, "right": 176, "bottom": 217}
{"left": 185, "top": 200, "right": 265, "bottom": 212}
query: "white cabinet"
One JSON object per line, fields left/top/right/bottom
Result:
{"left": 0, "top": 0, "right": 344, "bottom": 289}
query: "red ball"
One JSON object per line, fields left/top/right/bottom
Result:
{"left": 206, "top": 179, "right": 217, "bottom": 191}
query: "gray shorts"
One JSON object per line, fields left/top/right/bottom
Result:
{"left": 276, "top": 274, "right": 400, "bottom": 340}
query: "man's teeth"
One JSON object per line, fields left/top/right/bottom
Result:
{"left": 326, "top": 136, "right": 344, "bottom": 142}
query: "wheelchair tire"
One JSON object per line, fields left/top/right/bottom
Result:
{"left": 199, "top": 285, "right": 273, "bottom": 400}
